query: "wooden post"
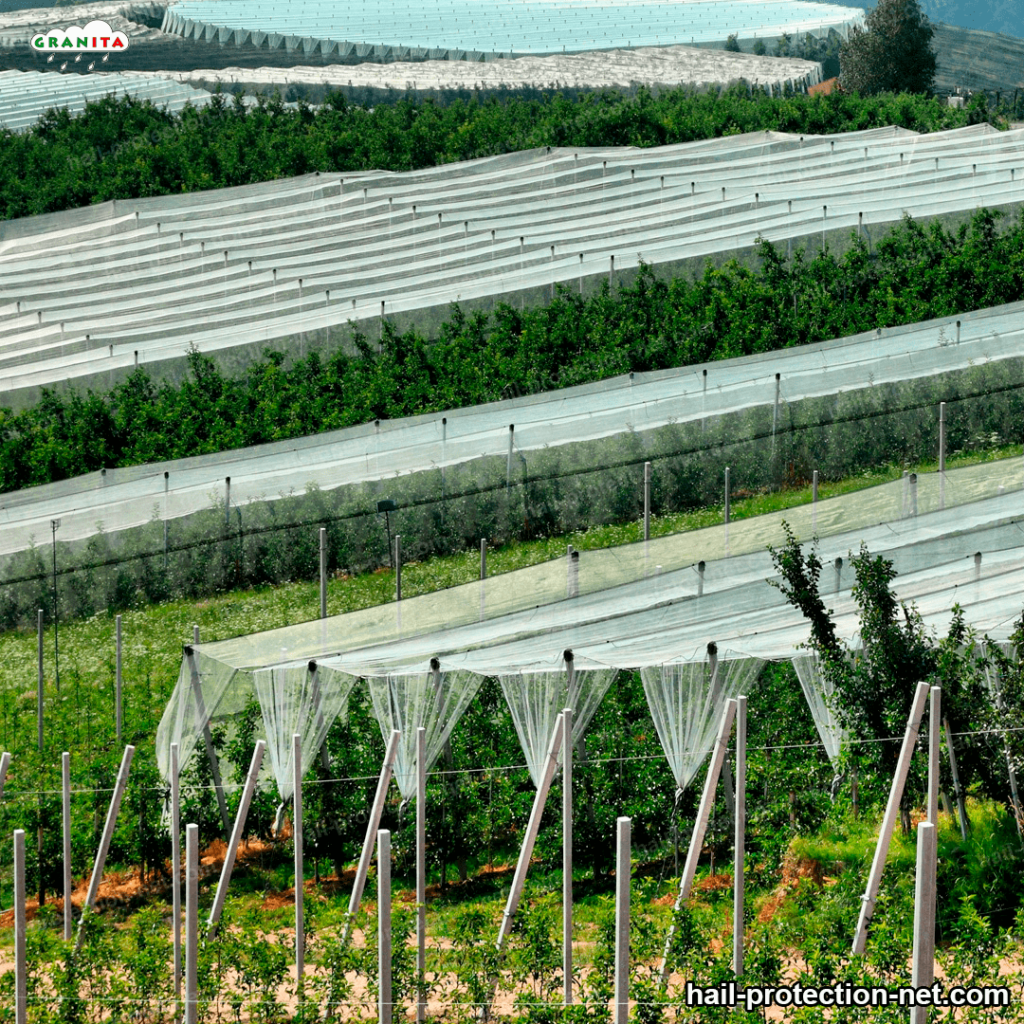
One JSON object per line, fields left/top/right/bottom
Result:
{"left": 911, "top": 822, "right": 937, "bottom": 1024}
{"left": 185, "top": 824, "right": 198, "bottom": 1024}
{"left": 184, "top": 646, "right": 231, "bottom": 837}
{"left": 76, "top": 745, "right": 135, "bottom": 950}
{"left": 319, "top": 528, "right": 327, "bottom": 619}
{"left": 660, "top": 700, "right": 737, "bottom": 985}
{"left": 14, "top": 829, "right": 26, "bottom": 1024}
{"left": 733, "top": 695, "right": 746, "bottom": 978}
{"left": 614, "top": 817, "right": 630, "bottom": 1024}
{"left": 944, "top": 718, "right": 969, "bottom": 839}
{"left": 171, "top": 742, "right": 182, "bottom": 1006}
{"left": 563, "top": 707, "right": 573, "bottom": 1006}
{"left": 293, "top": 733, "right": 304, "bottom": 1004}
{"left": 62, "top": 752, "right": 72, "bottom": 941}
{"left": 208, "top": 740, "right": 266, "bottom": 932}
{"left": 342, "top": 729, "right": 401, "bottom": 942}
{"left": 378, "top": 829, "right": 392, "bottom": 1024}
{"left": 852, "top": 681, "right": 930, "bottom": 955}
{"left": 497, "top": 715, "right": 565, "bottom": 949}
{"left": 115, "top": 614, "right": 123, "bottom": 742}
{"left": 416, "top": 727, "right": 426, "bottom": 1024}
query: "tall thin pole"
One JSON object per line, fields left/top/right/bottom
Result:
{"left": 852, "top": 681, "right": 930, "bottom": 955}
{"left": 293, "top": 733, "right": 304, "bottom": 1004}
{"left": 944, "top": 718, "right": 969, "bottom": 840}
{"left": 928, "top": 687, "right": 941, "bottom": 825}
{"left": 14, "top": 829, "right": 26, "bottom": 1024}
{"left": 62, "top": 752, "right": 72, "bottom": 941}
{"left": 614, "top": 817, "right": 630, "bottom": 1024}
{"left": 224, "top": 476, "right": 231, "bottom": 528}
{"left": 733, "top": 695, "right": 746, "bottom": 978}
{"left": 939, "top": 402, "right": 946, "bottom": 510}
{"left": 378, "top": 829, "right": 392, "bottom": 1024}
{"left": 416, "top": 727, "right": 426, "bottom": 1024}
{"left": 643, "top": 461, "right": 651, "bottom": 543}
{"left": 319, "top": 528, "right": 327, "bottom": 619}
{"left": 395, "top": 535, "right": 402, "bottom": 602}
{"left": 76, "top": 745, "right": 135, "bottom": 950}
{"left": 171, "top": 742, "right": 182, "bottom": 1007}
{"left": 115, "top": 615, "right": 123, "bottom": 742}
{"left": 724, "top": 467, "right": 731, "bottom": 524}
{"left": 563, "top": 707, "right": 573, "bottom": 1006}
{"left": 51, "top": 519, "right": 60, "bottom": 693}
{"left": 37, "top": 610, "right": 43, "bottom": 751}
{"left": 164, "top": 471, "right": 170, "bottom": 567}
{"left": 185, "top": 824, "right": 198, "bottom": 1024}
{"left": 480, "top": 538, "right": 487, "bottom": 580}
{"left": 184, "top": 647, "right": 230, "bottom": 836}
{"left": 911, "top": 822, "right": 937, "bottom": 1024}
{"left": 0, "top": 751, "right": 9, "bottom": 799}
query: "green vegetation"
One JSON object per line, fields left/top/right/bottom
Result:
{"left": 0, "top": 86, "right": 996, "bottom": 223}
{"left": 4, "top": 209, "right": 1024, "bottom": 492}
{"left": 840, "top": 0, "right": 937, "bottom": 95}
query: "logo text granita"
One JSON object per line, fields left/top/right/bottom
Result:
{"left": 32, "top": 22, "right": 130, "bottom": 52}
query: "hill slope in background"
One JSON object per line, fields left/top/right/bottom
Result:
{"left": 837, "top": 0, "right": 1022, "bottom": 38}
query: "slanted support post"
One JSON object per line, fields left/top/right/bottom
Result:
{"left": 944, "top": 718, "right": 969, "bottom": 839}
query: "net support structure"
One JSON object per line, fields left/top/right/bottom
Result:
{"left": 62, "top": 752, "right": 71, "bottom": 942}
{"left": 293, "top": 732, "right": 304, "bottom": 1004}
{"left": 944, "top": 718, "right": 969, "bottom": 840}
{"left": 852, "top": 681, "right": 930, "bottom": 956}
{"left": 416, "top": 727, "right": 427, "bottom": 1024}
{"left": 928, "top": 687, "right": 941, "bottom": 826}
{"left": 660, "top": 698, "right": 738, "bottom": 987}
{"left": 208, "top": 739, "right": 266, "bottom": 934}
{"left": 14, "top": 829, "right": 26, "bottom": 1024}
{"left": 911, "top": 821, "right": 938, "bottom": 1024}
{"left": 614, "top": 816, "right": 631, "bottom": 1024}
{"left": 171, "top": 742, "right": 182, "bottom": 1004}
{"left": 76, "top": 744, "right": 134, "bottom": 951}
{"left": 0, "top": 751, "right": 9, "bottom": 799}
{"left": 563, "top": 705, "right": 573, "bottom": 1006}
{"left": 497, "top": 713, "right": 565, "bottom": 950}
{"left": 320, "top": 528, "right": 328, "bottom": 619}
{"left": 733, "top": 694, "right": 746, "bottom": 979}
{"left": 342, "top": 728, "right": 401, "bottom": 943}
{"left": 378, "top": 829, "right": 392, "bottom": 1024}
{"left": 184, "top": 646, "right": 231, "bottom": 836}
{"left": 185, "top": 823, "right": 198, "bottom": 1024}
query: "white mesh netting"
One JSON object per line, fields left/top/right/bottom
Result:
{"left": 791, "top": 651, "right": 851, "bottom": 763}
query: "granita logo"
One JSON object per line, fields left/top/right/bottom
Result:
{"left": 32, "top": 21, "right": 130, "bottom": 52}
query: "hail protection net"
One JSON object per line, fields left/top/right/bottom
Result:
{"left": 640, "top": 653, "right": 764, "bottom": 793}
{"left": 364, "top": 669, "right": 483, "bottom": 800}
{"left": 251, "top": 664, "right": 358, "bottom": 801}
{"left": 791, "top": 651, "right": 849, "bottom": 762}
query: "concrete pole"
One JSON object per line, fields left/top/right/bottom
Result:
{"left": 733, "top": 695, "right": 746, "bottom": 978}
{"left": 643, "top": 462, "right": 651, "bottom": 543}
{"left": 506, "top": 424, "right": 514, "bottom": 492}
{"left": 0, "top": 751, "right": 9, "bottom": 799}
{"left": 224, "top": 476, "right": 231, "bottom": 528}
{"left": 697, "top": 560, "right": 705, "bottom": 598}
{"left": 563, "top": 707, "right": 573, "bottom": 1006}
{"left": 834, "top": 556, "right": 843, "bottom": 594}
{"left": 115, "top": 614, "right": 123, "bottom": 742}
{"left": 319, "top": 528, "right": 327, "bottom": 619}
{"left": 416, "top": 727, "right": 426, "bottom": 1024}
{"left": 395, "top": 535, "right": 402, "bottom": 602}
{"left": 164, "top": 471, "right": 170, "bottom": 567}
{"left": 939, "top": 402, "right": 946, "bottom": 510}
{"left": 293, "top": 733, "right": 304, "bottom": 1004}
{"left": 480, "top": 539, "right": 487, "bottom": 580}
{"left": 812, "top": 470, "right": 819, "bottom": 503}
{"left": 185, "top": 824, "right": 198, "bottom": 1024}
{"left": 724, "top": 467, "right": 731, "bottom": 524}
{"left": 944, "top": 718, "right": 969, "bottom": 840}
{"left": 76, "top": 745, "right": 135, "bottom": 950}
{"left": 852, "top": 681, "right": 930, "bottom": 956}
{"left": 910, "top": 473, "right": 918, "bottom": 517}
{"left": 911, "top": 822, "right": 937, "bottom": 1024}
{"left": 14, "top": 829, "right": 26, "bottom": 1024}
{"left": 171, "top": 742, "right": 182, "bottom": 1004}
{"left": 208, "top": 740, "right": 266, "bottom": 933}
{"left": 184, "top": 646, "right": 231, "bottom": 837}
{"left": 497, "top": 715, "right": 565, "bottom": 949}
{"left": 378, "top": 829, "right": 392, "bottom": 1024}
{"left": 62, "top": 752, "right": 72, "bottom": 941}
{"left": 193, "top": 624, "right": 200, "bottom": 645}
{"left": 660, "top": 699, "right": 737, "bottom": 985}
{"left": 37, "top": 609, "right": 43, "bottom": 753}
{"left": 614, "top": 816, "right": 630, "bottom": 1024}
{"left": 928, "top": 688, "right": 941, "bottom": 825}
{"left": 343, "top": 729, "right": 401, "bottom": 943}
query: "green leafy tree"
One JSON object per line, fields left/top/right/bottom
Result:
{"left": 724, "top": 34, "right": 742, "bottom": 52}
{"left": 840, "top": 0, "right": 937, "bottom": 95}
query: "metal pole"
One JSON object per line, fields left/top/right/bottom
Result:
{"left": 939, "top": 402, "right": 946, "bottom": 510}
{"left": 293, "top": 733, "right": 304, "bottom": 1004}
{"left": 733, "top": 695, "right": 746, "bottom": 978}
{"left": 643, "top": 461, "right": 651, "bottom": 543}
{"left": 416, "top": 727, "right": 426, "bottom": 1024}
{"left": 497, "top": 714, "right": 565, "bottom": 949}
{"left": 115, "top": 614, "right": 123, "bottom": 742}
{"left": 171, "top": 742, "right": 182, "bottom": 1006}
{"left": 14, "top": 829, "right": 26, "bottom": 1024}
{"left": 52, "top": 519, "right": 60, "bottom": 694}
{"left": 911, "top": 822, "right": 937, "bottom": 1024}
{"left": 185, "top": 823, "right": 198, "bottom": 1024}
{"left": 563, "top": 707, "right": 573, "bottom": 1006}
{"left": 928, "top": 688, "right": 940, "bottom": 825}
{"left": 660, "top": 699, "right": 737, "bottom": 985}
{"left": 852, "top": 681, "right": 930, "bottom": 956}
{"left": 37, "top": 610, "right": 43, "bottom": 751}
{"left": 378, "top": 829, "right": 392, "bottom": 1024}
{"left": 480, "top": 538, "right": 487, "bottom": 580}
{"left": 76, "top": 744, "right": 135, "bottom": 950}
{"left": 724, "top": 467, "right": 731, "bottom": 524}
{"left": 395, "top": 535, "right": 402, "bottom": 602}
{"left": 342, "top": 729, "right": 401, "bottom": 942}
{"left": 944, "top": 718, "right": 969, "bottom": 840}
{"left": 62, "top": 752, "right": 71, "bottom": 941}
{"left": 319, "top": 527, "right": 327, "bottom": 619}
{"left": 614, "top": 816, "right": 630, "bottom": 1024}
{"left": 184, "top": 646, "right": 231, "bottom": 836}
{"left": 208, "top": 740, "right": 266, "bottom": 933}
